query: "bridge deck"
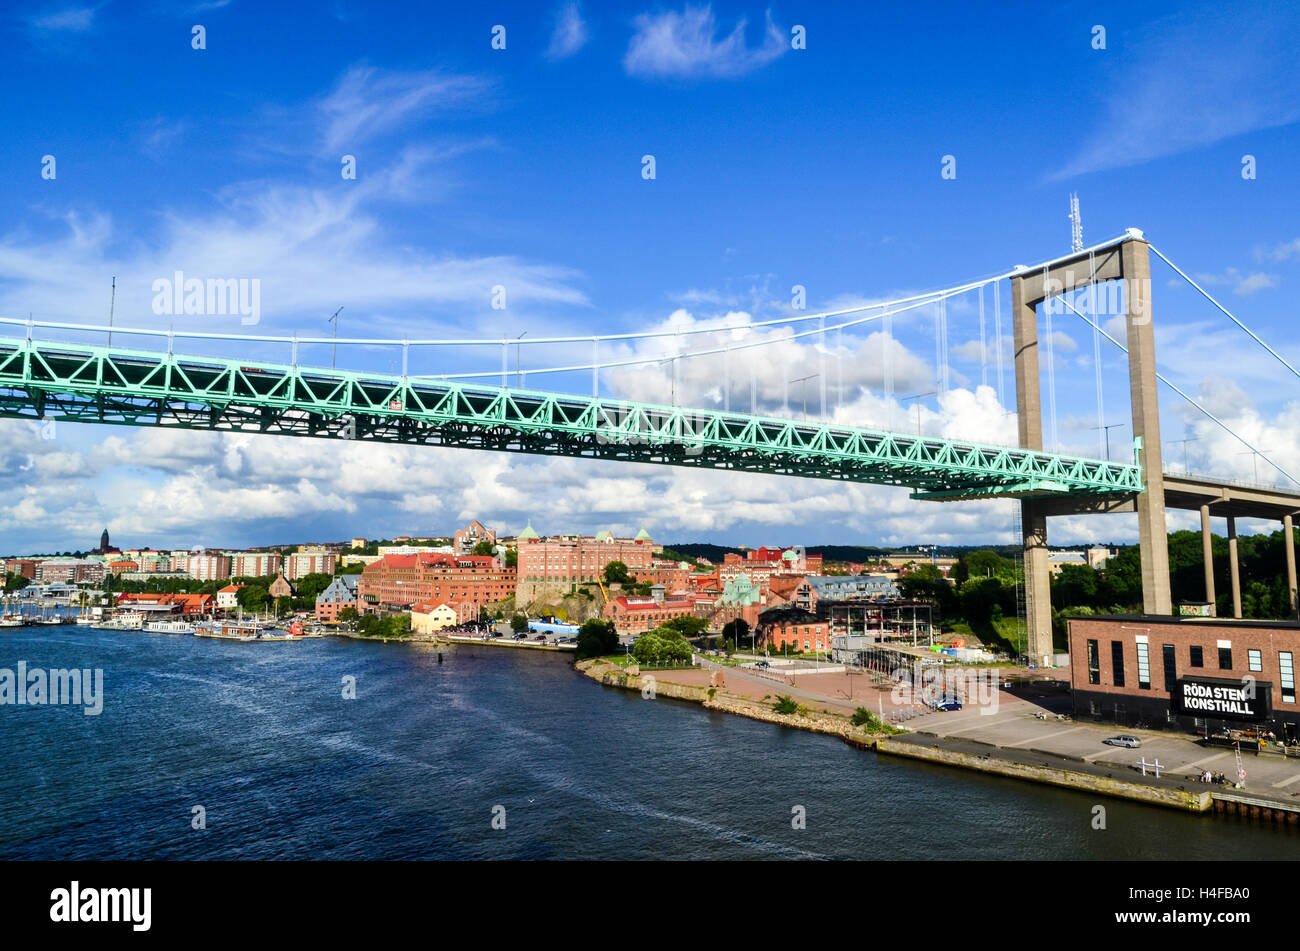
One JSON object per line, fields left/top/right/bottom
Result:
{"left": 0, "top": 337, "right": 1143, "bottom": 500}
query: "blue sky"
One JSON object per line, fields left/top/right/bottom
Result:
{"left": 2, "top": 0, "right": 1299, "bottom": 554}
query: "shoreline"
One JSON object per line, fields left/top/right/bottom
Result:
{"left": 575, "top": 658, "right": 1300, "bottom": 821}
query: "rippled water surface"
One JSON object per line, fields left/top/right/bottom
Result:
{"left": 1, "top": 627, "right": 1295, "bottom": 859}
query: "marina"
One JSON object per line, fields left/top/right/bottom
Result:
{"left": 0, "top": 596, "right": 317, "bottom": 641}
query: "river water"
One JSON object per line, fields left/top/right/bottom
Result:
{"left": 1, "top": 626, "right": 1295, "bottom": 859}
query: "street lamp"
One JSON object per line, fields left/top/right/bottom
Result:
{"left": 1236, "top": 448, "right": 1274, "bottom": 485}
{"left": 1089, "top": 421, "right": 1126, "bottom": 461}
{"left": 515, "top": 331, "right": 527, "bottom": 388}
{"left": 1169, "top": 436, "right": 1201, "bottom": 475}
{"left": 788, "top": 373, "right": 819, "bottom": 421}
{"left": 328, "top": 307, "right": 344, "bottom": 369}
{"left": 901, "top": 391, "right": 937, "bottom": 436}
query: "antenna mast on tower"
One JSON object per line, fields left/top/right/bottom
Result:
{"left": 1069, "top": 193, "right": 1083, "bottom": 252}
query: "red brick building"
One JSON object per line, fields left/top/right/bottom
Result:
{"left": 515, "top": 525, "right": 655, "bottom": 600}
{"left": 603, "top": 595, "right": 697, "bottom": 636}
{"left": 314, "top": 576, "right": 359, "bottom": 623}
{"left": 231, "top": 552, "right": 282, "bottom": 578}
{"left": 756, "top": 606, "right": 831, "bottom": 654}
{"left": 454, "top": 520, "right": 497, "bottom": 555}
{"left": 359, "top": 553, "right": 515, "bottom": 614}
{"left": 632, "top": 560, "right": 692, "bottom": 591}
{"left": 1068, "top": 615, "right": 1300, "bottom": 741}
{"left": 117, "top": 592, "right": 215, "bottom": 616}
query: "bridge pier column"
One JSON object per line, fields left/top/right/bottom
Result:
{"left": 1122, "top": 239, "right": 1172, "bottom": 615}
{"left": 1227, "top": 515, "right": 1242, "bottom": 619}
{"left": 1022, "top": 500, "right": 1053, "bottom": 666}
{"left": 1011, "top": 274, "right": 1052, "bottom": 666}
{"left": 1284, "top": 513, "right": 1298, "bottom": 619}
{"left": 1200, "top": 504, "right": 1216, "bottom": 612}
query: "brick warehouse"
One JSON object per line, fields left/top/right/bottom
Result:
{"left": 1068, "top": 615, "right": 1300, "bottom": 743}
{"left": 359, "top": 553, "right": 515, "bottom": 614}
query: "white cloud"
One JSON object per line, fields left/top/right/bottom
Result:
{"left": 624, "top": 5, "right": 785, "bottom": 79}
{"left": 546, "top": 2, "right": 589, "bottom": 60}
{"left": 1190, "top": 267, "right": 1278, "bottom": 296}
{"left": 317, "top": 65, "right": 490, "bottom": 152}
{"left": 1259, "top": 238, "right": 1300, "bottom": 262}
{"left": 0, "top": 153, "right": 587, "bottom": 341}
{"left": 29, "top": 6, "right": 98, "bottom": 32}
{"left": 1051, "top": 8, "right": 1300, "bottom": 180}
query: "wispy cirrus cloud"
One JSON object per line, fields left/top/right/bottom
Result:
{"left": 546, "top": 2, "right": 588, "bottom": 60}
{"left": 1050, "top": 4, "right": 1300, "bottom": 180}
{"left": 1186, "top": 267, "right": 1279, "bottom": 296}
{"left": 1257, "top": 238, "right": 1300, "bottom": 263}
{"left": 317, "top": 64, "right": 491, "bottom": 152}
{"left": 624, "top": 4, "right": 785, "bottom": 79}
{"left": 28, "top": 5, "right": 99, "bottom": 32}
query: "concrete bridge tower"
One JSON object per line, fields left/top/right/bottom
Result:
{"left": 1011, "top": 230, "right": 1172, "bottom": 666}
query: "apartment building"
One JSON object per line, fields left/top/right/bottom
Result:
{"left": 359, "top": 553, "right": 514, "bottom": 614}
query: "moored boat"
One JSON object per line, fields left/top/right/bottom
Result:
{"left": 145, "top": 619, "right": 197, "bottom": 635}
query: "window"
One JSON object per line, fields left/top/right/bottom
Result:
{"left": 1162, "top": 645, "right": 1177, "bottom": 695}
{"left": 1110, "top": 641, "right": 1126, "bottom": 687}
{"left": 1087, "top": 639, "right": 1100, "bottom": 685}
{"left": 1136, "top": 639, "right": 1151, "bottom": 690}
{"left": 1281, "top": 652, "right": 1296, "bottom": 704}
{"left": 1248, "top": 649, "right": 1263, "bottom": 672}
{"left": 1218, "top": 647, "right": 1233, "bottom": 670}
{"left": 1190, "top": 645, "right": 1204, "bottom": 668}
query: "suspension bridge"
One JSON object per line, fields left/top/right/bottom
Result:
{"left": 2, "top": 229, "right": 1297, "bottom": 664}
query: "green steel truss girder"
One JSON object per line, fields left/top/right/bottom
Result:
{"left": 0, "top": 337, "right": 1144, "bottom": 499}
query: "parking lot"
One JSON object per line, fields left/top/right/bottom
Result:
{"left": 904, "top": 684, "right": 1300, "bottom": 799}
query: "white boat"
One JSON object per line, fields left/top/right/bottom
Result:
{"left": 194, "top": 619, "right": 262, "bottom": 640}
{"left": 0, "top": 615, "right": 23, "bottom": 629}
{"left": 103, "top": 611, "right": 146, "bottom": 631}
{"left": 145, "top": 619, "right": 197, "bottom": 635}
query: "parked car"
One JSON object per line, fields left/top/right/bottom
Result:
{"left": 755, "top": 661, "right": 771, "bottom": 669}
{"left": 932, "top": 699, "right": 962, "bottom": 712}
{"left": 511, "top": 632, "right": 528, "bottom": 640}
{"left": 1104, "top": 735, "right": 1142, "bottom": 748}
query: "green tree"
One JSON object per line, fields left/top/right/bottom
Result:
{"left": 632, "top": 626, "right": 692, "bottom": 664}
{"left": 603, "top": 561, "right": 631, "bottom": 585}
{"left": 898, "top": 563, "right": 956, "bottom": 613}
{"left": 504, "top": 548, "right": 518, "bottom": 568}
{"left": 575, "top": 618, "right": 619, "bottom": 660}
{"left": 337, "top": 606, "right": 359, "bottom": 625}
{"left": 664, "top": 614, "right": 708, "bottom": 638}
{"left": 959, "top": 576, "right": 1010, "bottom": 624}
{"left": 293, "top": 572, "right": 335, "bottom": 603}
{"left": 472, "top": 540, "right": 495, "bottom": 556}
{"left": 721, "top": 617, "right": 750, "bottom": 647}
{"left": 237, "top": 585, "right": 269, "bottom": 614}
{"left": 1052, "top": 563, "right": 1099, "bottom": 610}
{"left": 1099, "top": 546, "right": 1142, "bottom": 609}
{"left": 510, "top": 613, "right": 529, "bottom": 633}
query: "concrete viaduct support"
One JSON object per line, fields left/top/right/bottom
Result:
{"left": 1011, "top": 232, "right": 1172, "bottom": 666}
